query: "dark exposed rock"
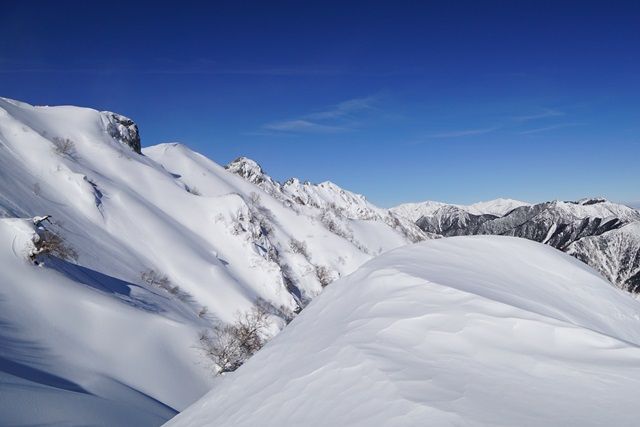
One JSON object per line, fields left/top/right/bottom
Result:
{"left": 103, "top": 112, "right": 141, "bottom": 154}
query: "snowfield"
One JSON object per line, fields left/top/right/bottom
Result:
{"left": 166, "top": 236, "right": 640, "bottom": 427}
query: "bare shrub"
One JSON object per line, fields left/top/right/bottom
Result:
{"left": 30, "top": 223, "right": 78, "bottom": 262}
{"left": 315, "top": 265, "right": 334, "bottom": 288}
{"left": 51, "top": 137, "right": 76, "bottom": 157}
{"left": 255, "top": 212, "right": 273, "bottom": 236}
{"left": 319, "top": 211, "right": 350, "bottom": 239}
{"left": 256, "top": 297, "right": 296, "bottom": 324}
{"left": 249, "top": 192, "right": 261, "bottom": 204}
{"left": 199, "top": 302, "right": 270, "bottom": 374}
{"left": 231, "top": 220, "right": 245, "bottom": 235}
{"left": 141, "top": 269, "right": 170, "bottom": 288}
{"left": 289, "top": 238, "right": 309, "bottom": 258}
{"left": 141, "top": 269, "right": 193, "bottom": 302}
{"left": 199, "top": 325, "right": 244, "bottom": 373}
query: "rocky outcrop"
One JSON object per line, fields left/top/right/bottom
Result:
{"left": 102, "top": 112, "right": 141, "bottom": 154}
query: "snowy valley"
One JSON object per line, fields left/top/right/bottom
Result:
{"left": 1, "top": 97, "right": 639, "bottom": 426}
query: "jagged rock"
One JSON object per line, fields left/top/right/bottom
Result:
{"left": 102, "top": 112, "right": 141, "bottom": 154}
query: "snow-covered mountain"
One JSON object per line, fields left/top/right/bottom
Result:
{"left": 166, "top": 236, "right": 640, "bottom": 427}
{"left": 0, "top": 97, "right": 425, "bottom": 425}
{"left": 391, "top": 197, "right": 529, "bottom": 222}
{"left": 223, "top": 156, "right": 426, "bottom": 243}
{"left": 398, "top": 197, "right": 640, "bottom": 292}
{"left": 3, "top": 96, "right": 639, "bottom": 426}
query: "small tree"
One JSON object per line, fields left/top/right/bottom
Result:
{"left": 289, "top": 238, "right": 309, "bottom": 258}
{"left": 315, "top": 265, "right": 333, "bottom": 287}
{"left": 30, "top": 218, "right": 78, "bottom": 262}
{"left": 199, "top": 302, "right": 271, "bottom": 374}
{"left": 249, "top": 192, "right": 261, "bottom": 204}
{"left": 141, "top": 269, "right": 193, "bottom": 302}
{"left": 141, "top": 269, "right": 170, "bottom": 288}
{"left": 51, "top": 137, "right": 76, "bottom": 157}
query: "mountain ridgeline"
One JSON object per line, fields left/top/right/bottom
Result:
{"left": 0, "top": 97, "right": 429, "bottom": 425}
{"left": 393, "top": 198, "right": 640, "bottom": 292}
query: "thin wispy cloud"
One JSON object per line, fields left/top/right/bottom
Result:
{"left": 518, "top": 122, "right": 580, "bottom": 135}
{"left": 513, "top": 108, "right": 564, "bottom": 122}
{"left": 263, "top": 120, "right": 347, "bottom": 133}
{"left": 427, "top": 127, "right": 499, "bottom": 138}
{"left": 260, "top": 96, "right": 379, "bottom": 134}
{"left": 305, "top": 96, "right": 377, "bottom": 120}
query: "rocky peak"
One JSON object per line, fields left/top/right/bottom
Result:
{"left": 225, "top": 157, "right": 268, "bottom": 184}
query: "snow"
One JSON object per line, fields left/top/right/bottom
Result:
{"left": 0, "top": 218, "right": 199, "bottom": 426}
{"left": 550, "top": 199, "right": 640, "bottom": 222}
{"left": 392, "top": 198, "right": 530, "bottom": 221}
{"left": 466, "top": 197, "right": 531, "bottom": 216}
{"left": 567, "top": 221, "right": 640, "bottom": 289}
{"left": 166, "top": 236, "right": 640, "bottom": 427}
{"left": 0, "top": 97, "right": 420, "bottom": 424}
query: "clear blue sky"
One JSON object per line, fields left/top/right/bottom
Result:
{"left": 1, "top": 1, "right": 638, "bottom": 207}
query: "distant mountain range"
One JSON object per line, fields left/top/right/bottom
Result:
{"left": 392, "top": 198, "right": 640, "bottom": 292}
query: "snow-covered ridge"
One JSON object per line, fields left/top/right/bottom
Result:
{"left": 0, "top": 97, "right": 428, "bottom": 425}
{"left": 166, "top": 236, "right": 640, "bottom": 427}
{"left": 224, "top": 155, "right": 427, "bottom": 242}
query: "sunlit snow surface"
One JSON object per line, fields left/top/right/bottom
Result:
{"left": 167, "top": 236, "right": 640, "bottom": 427}
{"left": 0, "top": 97, "right": 419, "bottom": 425}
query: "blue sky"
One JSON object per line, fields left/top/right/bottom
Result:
{"left": 1, "top": 1, "right": 638, "bottom": 207}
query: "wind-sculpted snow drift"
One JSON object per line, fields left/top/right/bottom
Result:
{"left": 166, "top": 236, "right": 640, "bottom": 427}
{"left": 0, "top": 97, "right": 425, "bottom": 425}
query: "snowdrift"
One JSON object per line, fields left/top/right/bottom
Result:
{"left": 167, "top": 236, "right": 640, "bottom": 427}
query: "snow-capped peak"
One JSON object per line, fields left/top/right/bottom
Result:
{"left": 225, "top": 156, "right": 271, "bottom": 185}
{"left": 465, "top": 197, "right": 531, "bottom": 216}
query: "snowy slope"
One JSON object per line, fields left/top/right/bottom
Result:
{"left": 0, "top": 218, "right": 201, "bottom": 426}
{"left": 0, "top": 97, "right": 422, "bottom": 424}
{"left": 568, "top": 222, "right": 640, "bottom": 292}
{"left": 166, "top": 236, "right": 640, "bottom": 427}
